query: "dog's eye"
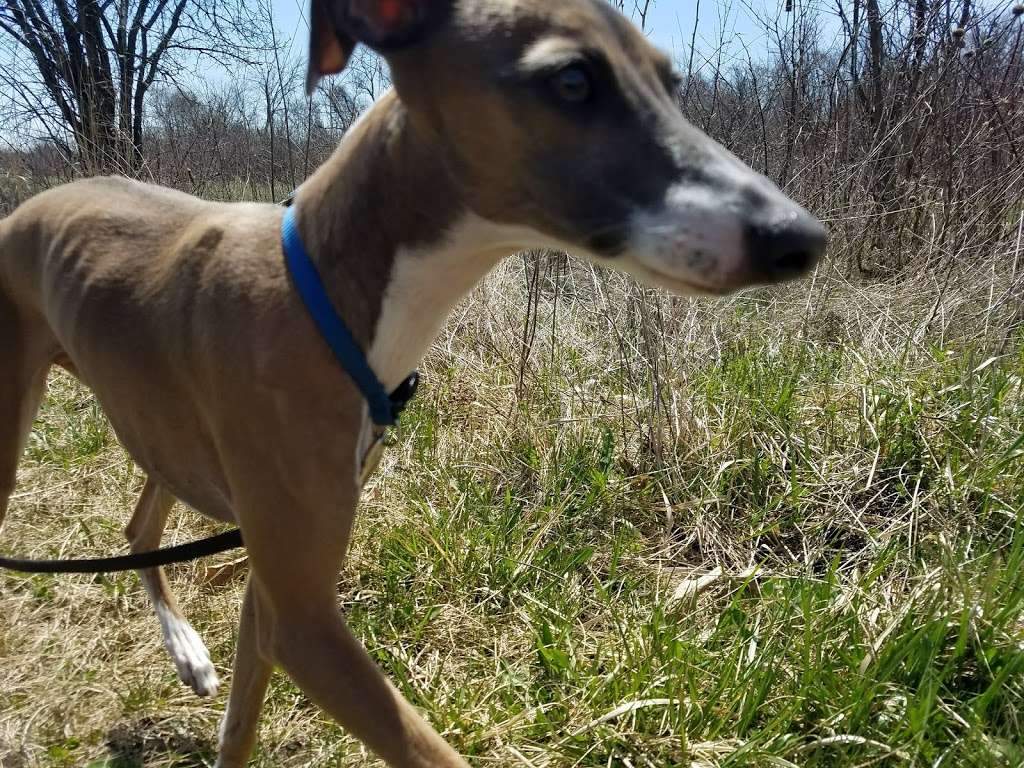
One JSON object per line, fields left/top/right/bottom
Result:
{"left": 662, "top": 71, "right": 683, "bottom": 97}
{"left": 549, "top": 65, "right": 593, "bottom": 103}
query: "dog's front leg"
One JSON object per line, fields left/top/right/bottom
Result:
{"left": 215, "top": 575, "right": 274, "bottom": 768}
{"left": 236, "top": 486, "right": 470, "bottom": 768}
{"left": 272, "top": 599, "right": 468, "bottom": 767}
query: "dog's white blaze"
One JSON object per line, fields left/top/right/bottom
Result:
{"left": 368, "top": 213, "right": 547, "bottom": 391}
{"left": 366, "top": 201, "right": 749, "bottom": 397}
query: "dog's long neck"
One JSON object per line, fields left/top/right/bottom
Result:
{"left": 293, "top": 91, "right": 518, "bottom": 391}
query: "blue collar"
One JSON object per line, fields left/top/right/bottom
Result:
{"left": 282, "top": 206, "right": 418, "bottom": 427}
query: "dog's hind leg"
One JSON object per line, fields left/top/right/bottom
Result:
{"left": 0, "top": 296, "right": 51, "bottom": 527}
{"left": 126, "top": 477, "right": 219, "bottom": 697}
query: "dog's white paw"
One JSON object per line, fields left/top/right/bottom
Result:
{"left": 160, "top": 610, "right": 220, "bottom": 697}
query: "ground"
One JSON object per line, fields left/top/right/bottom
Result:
{"left": 1, "top": 258, "right": 1022, "bottom": 767}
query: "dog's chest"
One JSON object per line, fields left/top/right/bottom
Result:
{"left": 367, "top": 222, "right": 502, "bottom": 392}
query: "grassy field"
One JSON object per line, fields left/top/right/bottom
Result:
{"left": 1, "top": 256, "right": 1022, "bottom": 768}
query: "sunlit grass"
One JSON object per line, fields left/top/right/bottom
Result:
{"left": 1, "top": 259, "right": 1022, "bottom": 767}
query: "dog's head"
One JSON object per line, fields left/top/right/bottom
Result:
{"left": 307, "top": 0, "right": 826, "bottom": 294}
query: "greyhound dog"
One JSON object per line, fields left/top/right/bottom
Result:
{"left": 0, "top": 0, "right": 826, "bottom": 765}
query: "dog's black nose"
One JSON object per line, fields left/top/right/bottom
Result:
{"left": 746, "top": 211, "right": 827, "bottom": 283}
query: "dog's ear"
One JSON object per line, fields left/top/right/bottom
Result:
{"left": 306, "top": 0, "right": 443, "bottom": 94}
{"left": 307, "top": 0, "right": 355, "bottom": 95}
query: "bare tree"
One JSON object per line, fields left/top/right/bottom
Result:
{"left": 0, "top": 0, "right": 265, "bottom": 172}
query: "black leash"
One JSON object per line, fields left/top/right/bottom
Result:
{"left": 0, "top": 529, "right": 244, "bottom": 575}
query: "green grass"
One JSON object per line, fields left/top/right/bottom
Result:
{"left": 1, "top": 263, "right": 1022, "bottom": 767}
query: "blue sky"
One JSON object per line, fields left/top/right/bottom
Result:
{"left": 269, "top": 1, "right": 792, "bottom": 72}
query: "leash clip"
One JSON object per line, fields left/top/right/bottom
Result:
{"left": 359, "top": 371, "right": 420, "bottom": 487}
{"left": 388, "top": 371, "right": 420, "bottom": 422}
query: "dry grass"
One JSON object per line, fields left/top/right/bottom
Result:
{"left": 2, "top": 250, "right": 1023, "bottom": 767}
